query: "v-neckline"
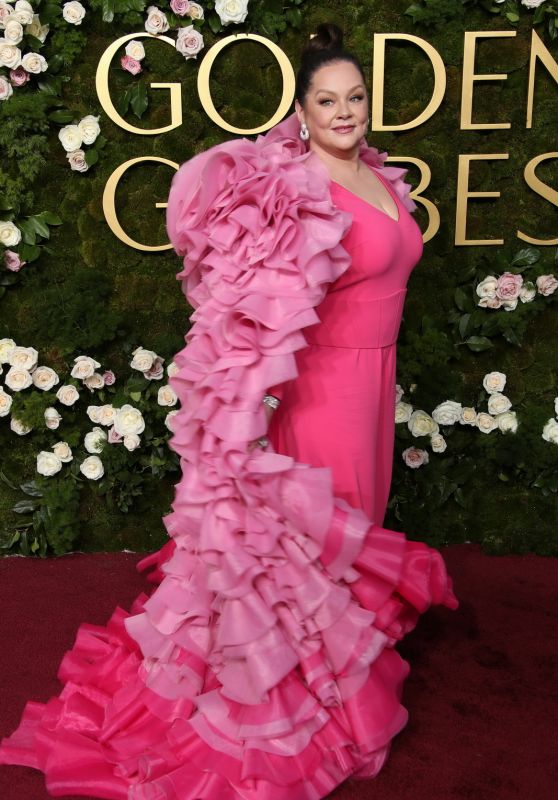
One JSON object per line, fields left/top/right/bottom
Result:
{"left": 330, "top": 162, "right": 401, "bottom": 224}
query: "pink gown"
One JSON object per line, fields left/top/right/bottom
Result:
{"left": 0, "top": 121, "right": 458, "bottom": 800}
{"left": 268, "top": 162, "right": 423, "bottom": 526}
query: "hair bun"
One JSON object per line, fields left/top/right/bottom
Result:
{"left": 302, "top": 23, "right": 344, "bottom": 58}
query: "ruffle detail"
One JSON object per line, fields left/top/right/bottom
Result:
{"left": 0, "top": 111, "right": 456, "bottom": 800}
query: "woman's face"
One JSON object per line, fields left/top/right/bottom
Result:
{"left": 295, "top": 60, "right": 369, "bottom": 158}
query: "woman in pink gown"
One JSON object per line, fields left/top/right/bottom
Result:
{"left": 0, "top": 23, "right": 458, "bottom": 800}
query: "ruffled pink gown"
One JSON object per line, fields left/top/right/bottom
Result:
{"left": 0, "top": 114, "right": 458, "bottom": 800}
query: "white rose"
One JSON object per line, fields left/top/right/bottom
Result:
{"left": 52, "top": 441, "right": 73, "bottom": 462}
{"left": 215, "top": 0, "right": 248, "bottom": 25}
{"left": 0, "top": 75, "right": 13, "bottom": 101}
{"left": 501, "top": 297, "right": 518, "bottom": 312}
{"left": 13, "top": 1, "right": 34, "bottom": 25}
{"left": 482, "top": 371, "right": 506, "bottom": 394}
{"left": 84, "top": 426, "right": 107, "bottom": 454}
{"left": 66, "top": 149, "right": 89, "bottom": 173}
{"left": 542, "top": 417, "right": 558, "bottom": 444}
{"left": 157, "top": 384, "right": 178, "bottom": 406}
{"left": 476, "top": 275, "right": 498, "bottom": 298}
{"left": 0, "top": 387, "right": 13, "bottom": 416}
{"left": 11, "top": 416, "right": 32, "bottom": 435}
{"left": 430, "top": 433, "right": 447, "bottom": 453}
{"left": 487, "top": 392, "right": 512, "bottom": 415}
{"left": 62, "top": 1, "right": 86, "bottom": 24}
{"left": 477, "top": 412, "right": 498, "bottom": 434}
{"left": 80, "top": 454, "right": 104, "bottom": 480}
{"left": 395, "top": 401, "right": 413, "bottom": 424}
{"left": 460, "top": 406, "right": 478, "bottom": 426}
{"left": 84, "top": 372, "right": 105, "bottom": 391}
{"left": 176, "top": 25, "right": 204, "bottom": 60}
{"left": 56, "top": 383, "right": 80, "bottom": 406}
{"left": 0, "top": 2, "right": 13, "bottom": 25}
{"left": 478, "top": 295, "right": 502, "bottom": 309}
{"left": 166, "top": 360, "right": 179, "bottom": 377}
{"left": 37, "top": 450, "right": 63, "bottom": 476}
{"left": 0, "top": 40, "right": 22, "bottom": 69}
{"left": 86, "top": 404, "right": 101, "bottom": 423}
{"left": 496, "top": 411, "right": 518, "bottom": 434}
{"left": 519, "top": 281, "right": 536, "bottom": 303}
{"left": 71, "top": 355, "right": 101, "bottom": 379}
{"left": 407, "top": 409, "right": 439, "bottom": 438}
{"left": 4, "top": 18, "right": 23, "bottom": 45}
{"left": 20, "top": 51, "right": 47, "bottom": 73}
{"left": 0, "top": 219, "right": 22, "bottom": 247}
{"left": 402, "top": 446, "right": 429, "bottom": 469}
{"left": 165, "top": 409, "right": 179, "bottom": 431}
{"left": 113, "top": 403, "right": 145, "bottom": 436}
{"left": 521, "top": 0, "right": 547, "bottom": 8}
{"left": 25, "top": 14, "right": 50, "bottom": 42}
{"left": 125, "top": 39, "right": 145, "bottom": 61}
{"left": 32, "top": 365, "right": 60, "bottom": 391}
{"left": 0, "top": 337, "right": 16, "bottom": 363}
{"left": 123, "top": 432, "right": 141, "bottom": 451}
{"left": 432, "top": 400, "right": 462, "bottom": 426}
{"left": 187, "top": 1, "right": 204, "bottom": 18}
{"left": 97, "top": 404, "right": 116, "bottom": 426}
{"left": 58, "top": 123, "right": 83, "bottom": 153}
{"left": 554, "top": 396, "right": 558, "bottom": 417}
{"left": 4, "top": 365, "right": 32, "bottom": 391}
{"left": 130, "top": 346, "right": 157, "bottom": 372}
{"left": 144, "top": 5, "right": 169, "bottom": 34}
{"left": 44, "top": 406, "right": 62, "bottom": 429}
{"left": 78, "top": 113, "right": 100, "bottom": 145}
{"left": 9, "top": 344, "right": 38, "bottom": 370}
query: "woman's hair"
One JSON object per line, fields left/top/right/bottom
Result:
{"left": 295, "top": 23, "right": 366, "bottom": 107}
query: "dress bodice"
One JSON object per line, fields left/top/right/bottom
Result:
{"left": 303, "top": 164, "right": 424, "bottom": 350}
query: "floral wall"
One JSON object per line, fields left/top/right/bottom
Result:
{"left": 0, "top": 0, "right": 557, "bottom": 557}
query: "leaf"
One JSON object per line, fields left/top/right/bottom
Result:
{"left": 510, "top": 247, "right": 540, "bottom": 268}
{"left": 464, "top": 335, "right": 493, "bottom": 352}
{"left": 130, "top": 81, "right": 148, "bottom": 119}
{"left": 454, "top": 286, "right": 473, "bottom": 312}
{"left": 84, "top": 148, "right": 99, "bottom": 168}
{"left": 48, "top": 109, "right": 76, "bottom": 125}
{"left": 19, "top": 480, "right": 44, "bottom": 497}
{"left": 35, "top": 211, "right": 62, "bottom": 226}
{"left": 502, "top": 327, "right": 522, "bottom": 346}
{"left": 28, "top": 216, "right": 51, "bottom": 240}
{"left": 12, "top": 499, "right": 37, "bottom": 514}
{"left": 0, "top": 469, "right": 19, "bottom": 490}
{"left": 129, "top": 391, "right": 142, "bottom": 402}
{"left": 458, "top": 313, "right": 471, "bottom": 338}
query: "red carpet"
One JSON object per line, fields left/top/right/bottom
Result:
{"left": 0, "top": 544, "right": 556, "bottom": 800}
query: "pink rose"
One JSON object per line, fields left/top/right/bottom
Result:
{"left": 536, "top": 274, "right": 558, "bottom": 297}
{"left": 9, "top": 67, "right": 30, "bottom": 87}
{"left": 170, "top": 0, "right": 190, "bottom": 14}
{"left": 496, "top": 271, "right": 523, "bottom": 301}
{"left": 4, "top": 250, "right": 26, "bottom": 272}
{"left": 107, "top": 425, "right": 123, "bottom": 443}
{"left": 102, "top": 369, "right": 116, "bottom": 386}
{"left": 144, "top": 356, "right": 165, "bottom": 381}
{"left": 121, "top": 55, "right": 142, "bottom": 75}
{"left": 176, "top": 26, "right": 204, "bottom": 59}
{"left": 402, "top": 446, "right": 429, "bottom": 469}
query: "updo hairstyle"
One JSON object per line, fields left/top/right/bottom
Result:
{"left": 295, "top": 23, "right": 367, "bottom": 108}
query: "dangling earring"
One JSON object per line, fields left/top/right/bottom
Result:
{"left": 299, "top": 122, "right": 309, "bottom": 141}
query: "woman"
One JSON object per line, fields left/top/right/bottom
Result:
{"left": 0, "top": 23, "right": 458, "bottom": 800}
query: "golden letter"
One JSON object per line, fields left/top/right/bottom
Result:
{"left": 526, "top": 29, "right": 558, "bottom": 129}
{"left": 456, "top": 154, "right": 509, "bottom": 245}
{"left": 198, "top": 33, "right": 295, "bottom": 134}
{"left": 371, "top": 34, "right": 446, "bottom": 131}
{"left": 461, "top": 31, "right": 516, "bottom": 130}
{"left": 103, "top": 157, "right": 177, "bottom": 251}
{"left": 96, "top": 33, "right": 182, "bottom": 135}
{"left": 518, "top": 153, "right": 558, "bottom": 245}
